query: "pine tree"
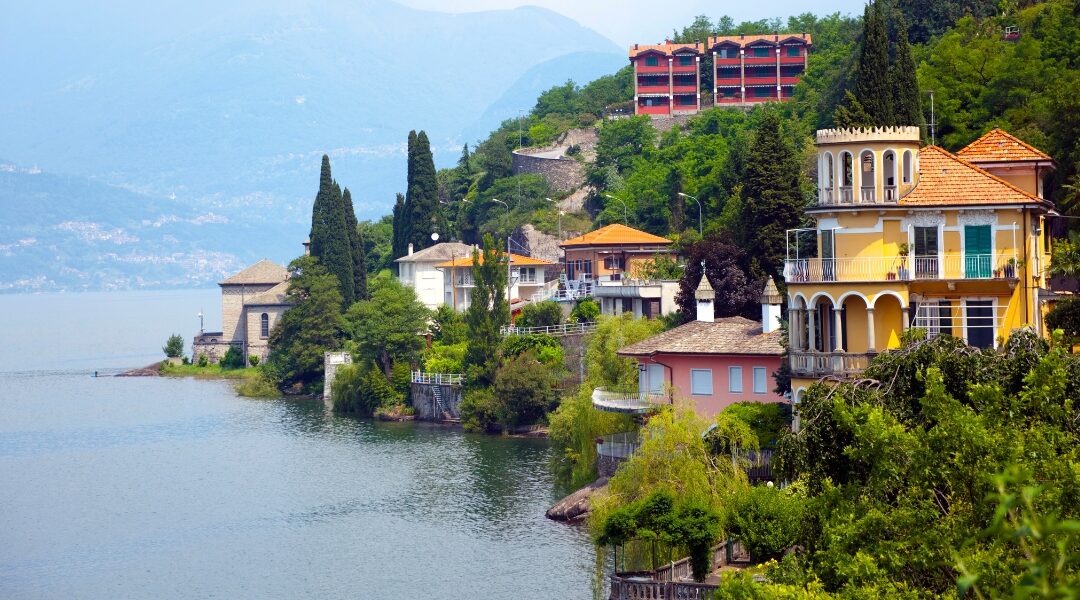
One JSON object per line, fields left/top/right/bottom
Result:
{"left": 309, "top": 155, "right": 355, "bottom": 305}
{"left": 739, "top": 110, "right": 804, "bottom": 283}
{"left": 342, "top": 187, "right": 368, "bottom": 301}
{"left": 833, "top": 90, "right": 874, "bottom": 129}
{"left": 463, "top": 234, "right": 509, "bottom": 388}
{"left": 889, "top": 14, "right": 922, "bottom": 127}
{"left": 855, "top": 1, "right": 893, "bottom": 126}
{"left": 407, "top": 130, "right": 440, "bottom": 251}
{"left": 458, "top": 143, "right": 471, "bottom": 175}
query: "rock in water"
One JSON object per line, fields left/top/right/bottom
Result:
{"left": 545, "top": 477, "right": 607, "bottom": 522}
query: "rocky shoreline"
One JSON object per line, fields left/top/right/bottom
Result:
{"left": 545, "top": 477, "right": 607, "bottom": 523}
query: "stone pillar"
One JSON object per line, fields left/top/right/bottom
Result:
{"left": 833, "top": 307, "right": 845, "bottom": 352}
{"left": 695, "top": 54, "right": 701, "bottom": 111}
{"left": 901, "top": 307, "right": 910, "bottom": 331}
{"left": 866, "top": 308, "right": 876, "bottom": 352}
{"left": 807, "top": 306, "right": 817, "bottom": 352}
{"left": 323, "top": 352, "right": 353, "bottom": 407}
{"left": 668, "top": 57, "right": 674, "bottom": 113}
{"left": 776, "top": 46, "right": 782, "bottom": 100}
{"left": 739, "top": 48, "right": 745, "bottom": 103}
{"left": 712, "top": 51, "right": 718, "bottom": 106}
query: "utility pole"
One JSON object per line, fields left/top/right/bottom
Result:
{"left": 677, "top": 192, "right": 703, "bottom": 236}
{"left": 603, "top": 194, "right": 629, "bottom": 225}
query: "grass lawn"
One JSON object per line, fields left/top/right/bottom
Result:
{"left": 160, "top": 362, "right": 261, "bottom": 380}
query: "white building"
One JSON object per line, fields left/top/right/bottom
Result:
{"left": 394, "top": 242, "right": 473, "bottom": 310}
{"left": 436, "top": 252, "right": 555, "bottom": 312}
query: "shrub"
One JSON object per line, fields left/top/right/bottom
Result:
{"left": 460, "top": 387, "right": 500, "bottom": 432}
{"left": 196, "top": 353, "right": 209, "bottom": 367}
{"left": 248, "top": 355, "right": 260, "bottom": 367}
{"left": 493, "top": 350, "right": 558, "bottom": 427}
{"left": 235, "top": 370, "right": 279, "bottom": 398}
{"left": 162, "top": 333, "right": 185, "bottom": 358}
{"left": 432, "top": 304, "right": 467, "bottom": 344}
{"left": 728, "top": 484, "right": 805, "bottom": 562}
{"left": 219, "top": 346, "right": 245, "bottom": 369}
{"left": 517, "top": 300, "right": 563, "bottom": 328}
{"left": 331, "top": 361, "right": 404, "bottom": 416}
{"left": 424, "top": 342, "right": 467, "bottom": 373}
{"left": 570, "top": 297, "right": 599, "bottom": 322}
{"left": 722, "top": 402, "right": 792, "bottom": 450}
{"left": 1046, "top": 297, "right": 1080, "bottom": 346}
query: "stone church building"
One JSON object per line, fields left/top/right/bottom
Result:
{"left": 192, "top": 259, "right": 291, "bottom": 365}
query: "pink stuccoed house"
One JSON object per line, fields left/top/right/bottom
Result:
{"left": 594, "top": 275, "right": 787, "bottom": 419}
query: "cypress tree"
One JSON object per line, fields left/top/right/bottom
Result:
{"left": 739, "top": 110, "right": 803, "bottom": 283}
{"left": 855, "top": 1, "right": 893, "bottom": 126}
{"left": 889, "top": 14, "right": 922, "bottom": 127}
{"left": 407, "top": 130, "right": 440, "bottom": 251}
{"left": 458, "top": 143, "right": 471, "bottom": 175}
{"left": 308, "top": 156, "right": 355, "bottom": 306}
{"left": 391, "top": 193, "right": 407, "bottom": 260}
{"left": 342, "top": 187, "right": 368, "bottom": 301}
{"left": 463, "top": 234, "right": 509, "bottom": 388}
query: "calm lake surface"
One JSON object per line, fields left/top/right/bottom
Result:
{"left": 0, "top": 290, "right": 598, "bottom": 599}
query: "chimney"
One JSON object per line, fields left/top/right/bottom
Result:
{"left": 302, "top": 239, "right": 311, "bottom": 257}
{"left": 407, "top": 242, "right": 414, "bottom": 256}
{"left": 634, "top": 43, "right": 639, "bottom": 50}
{"left": 695, "top": 273, "right": 715, "bottom": 323}
{"left": 774, "top": 32, "right": 779, "bottom": 41}
{"left": 760, "top": 276, "right": 782, "bottom": 333}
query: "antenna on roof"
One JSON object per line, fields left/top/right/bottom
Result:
{"left": 924, "top": 90, "right": 936, "bottom": 145}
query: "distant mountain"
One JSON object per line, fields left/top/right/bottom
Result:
{"left": 0, "top": 0, "right": 622, "bottom": 291}
{"left": 461, "top": 51, "right": 628, "bottom": 143}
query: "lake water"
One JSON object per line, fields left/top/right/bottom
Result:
{"left": 0, "top": 290, "right": 598, "bottom": 599}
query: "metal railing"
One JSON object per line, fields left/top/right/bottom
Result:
{"left": 410, "top": 371, "right": 464, "bottom": 385}
{"left": 500, "top": 321, "right": 598, "bottom": 337}
{"left": 592, "top": 388, "right": 668, "bottom": 413}
{"left": 789, "top": 352, "right": 871, "bottom": 377}
{"left": 608, "top": 543, "right": 746, "bottom": 600}
{"left": 532, "top": 281, "right": 593, "bottom": 302}
{"left": 596, "top": 431, "right": 640, "bottom": 459}
{"left": 784, "top": 252, "right": 1019, "bottom": 283}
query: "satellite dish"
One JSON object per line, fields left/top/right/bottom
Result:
{"left": 431, "top": 232, "right": 440, "bottom": 242}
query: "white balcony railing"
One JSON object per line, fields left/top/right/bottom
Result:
{"left": 411, "top": 371, "right": 464, "bottom": 385}
{"left": 784, "top": 252, "right": 1019, "bottom": 283}
{"left": 591, "top": 387, "right": 668, "bottom": 414}
{"left": 789, "top": 352, "right": 871, "bottom": 377}
{"left": 818, "top": 185, "right": 900, "bottom": 206}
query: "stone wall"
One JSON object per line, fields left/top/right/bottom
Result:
{"left": 323, "top": 352, "right": 352, "bottom": 406}
{"left": 597, "top": 453, "right": 625, "bottom": 478}
{"left": 511, "top": 149, "right": 585, "bottom": 193}
{"left": 411, "top": 383, "right": 464, "bottom": 421}
{"left": 646, "top": 114, "right": 694, "bottom": 134}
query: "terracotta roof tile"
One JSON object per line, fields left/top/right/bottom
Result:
{"left": 435, "top": 252, "right": 553, "bottom": 268}
{"left": 559, "top": 224, "right": 672, "bottom": 248}
{"left": 901, "top": 146, "right": 1045, "bottom": 207}
{"left": 219, "top": 259, "right": 288, "bottom": 285}
{"left": 629, "top": 42, "right": 705, "bottom": 58}
{"left": 707, "top": 33, "right": 812, "bottom": 47}
{"left": 956, "top": 128, "right": 1052, "bottom": 163}
{"left": 618, "top": 317, "right": 784, "bottom": 357}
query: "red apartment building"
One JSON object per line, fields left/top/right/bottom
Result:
{"left": 629, "top": 42, "right": 704, "bottom": 116}
{"left": 711, "top": 33, "right": 812, "bottom": 106}
{"left": 629, "top": 34, "right": 811, "bottom": 115}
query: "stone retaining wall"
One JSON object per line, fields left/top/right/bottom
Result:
{"left": 511, "top": 149, "right": 585, "bottom": 192}
{"left": 411, "top": 383, "right": 464, "bottom": 421}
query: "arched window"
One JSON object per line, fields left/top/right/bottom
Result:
{"left": 859, "top": 150, "right": 875, "bottom": 202}
{"left": 883, "top": 150, "right": 897, "bottom": 201}
{"left": 902, "top": 150, "right": 913, "bottom": 184}
{"left": 260, "top": 313, "right": 269, "bottom": 338}
{"left": 824, "top": 152, "right": 834, "bottom": 187}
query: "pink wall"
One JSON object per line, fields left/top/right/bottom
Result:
{"left": 637, "top": 353, "right": 785, "bottom": 418}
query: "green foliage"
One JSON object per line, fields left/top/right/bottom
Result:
{"left": 592, "top": 115, "right": 657, "bottom": 176}
{"left": 219, "top": 345, "right": 245, "bottom": 370}
{"left": 247, "top": 355, "right": 260, "bottom": 367}
{"left": 463, "top": 234, "right": 509, "bottom": 387}
{"left": 570, "top": 297, "right": 599, "bottom": 323}
{"left": 516, "top": 301, "right": 563, "bottom": 328}
{"left": 630, "top": 253, "right": 682, "bottom": 281}
{"left": 723, "top": 402, "right": 792, "bottom": 450}
{"left": 492, "top": 350, "right": 559, "bottom": 429}
{"left": 309, "top": 155, "right": 355, "bottom": 306}
{"left": 344, "top": 273, "right": 430, "bottom": 376}
{"left": 432, "top": 304, "right": 467, "bottom": 345}
{"left": 771, "top": 329, "right": 1080, "bottom": 596}
{"left": 234, "top": 368, "right": 279, "bottom": 398}
{"left": 266, "top": 256, "right": 344, "bottom": 390}
{"left": 1046, "top": 298, "right": 1080, "bottom": 345}
{"left": 459, "top": 387, "right": 499, "bottom": 432}
{"left": 162, "top": 333, "right": 184, "bottom": 358}
{"left": 855, "top": 1, "right": 893, "bottom": 127}
{"left": 729, "top": 485, "right": 806, "bottom": 562}
{"left": 196, "top": 353, "right": 209, "bottom": 367}
{"left": 331, "top": 360, "right": 404, "bottom": 416}
{"left": 548, "top": 314, "right": 663, "bottom": 486}
{"left": 341, "top": 187, "right": 368, "bottom": 301}
{"left": 501, "top": 333, "right": 562, "bottom": 363}
{"left": 1050, "top": 231, "right": 1080, "bottom": 277}
{"left": 675, "top": 235, "right": 760, "bottom": 322}
{"left": 423, "top": 342, "right": 467, "bottom": 374}
{"left": 358, "top": 216, "right": 394, "bottom": 276}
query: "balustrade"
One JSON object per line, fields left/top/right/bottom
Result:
{"left": 784, "top": 252, "right": 1018, "bottom": 283}
{"left": 789, "top": 352, "right": 870, "bottom": 377}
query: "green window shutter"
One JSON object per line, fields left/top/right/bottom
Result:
{"left": 964, "top": 225, "right": 991, "bottom": 278}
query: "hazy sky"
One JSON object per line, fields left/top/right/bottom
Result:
{"left": 398, "top": 0, "right": 867, "bottom": 46}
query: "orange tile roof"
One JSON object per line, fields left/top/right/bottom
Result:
{"left": 901, "top": 146, "right": 1047, "bottom": 207}
{"left": 629, "top": 42, "right": 705, "bottom": 59}
{"left": 707, "top": 33, "right": 812, "bottom": 47}
{"left": 559, "top": 224, "right": 673, "bottom": 248}
{"left": 956, "top": 128, "right": 1052, "bottom": 163}
{"left": 435, "top": 252, "right": 553, "bottom": 268}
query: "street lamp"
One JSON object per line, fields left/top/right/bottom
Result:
{"left": 492, "top": 198, "right": 513, "bottom": 315}
{"left": 545, "top": 197, "right": 563, "bottom": 240}
{"left": 677, "top": 192, "right": 703, "bottom": 237}
{"left": 603, "top": 194, "right": 629, "bottom": 225}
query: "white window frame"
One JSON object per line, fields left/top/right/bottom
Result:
{"left": 753, "top": 367, "right": 767, "bottom": 394}
{"left": 728, "top": 366, "right": 743, "bottom": 393}
{"left": 690, "top": 369, "right": 713, "bottom": 396}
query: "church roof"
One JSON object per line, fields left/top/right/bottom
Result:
{"left": 956, "top": 128, "right": 1053, "bottom": 164}
{"left": 394, "top": 242, "right": 474, "bottom": 263}
{"left": 618, "top": 317, "right": 784, "bottom": 357}
{"left": 219, "top": 259, "right": 288, "bottom": 286}
{"left": 244, "top": 281, "right": 291, "bottom": 306}
{"left": 560, "top": 224, "right": 672, "bottom": 248}
{"left": 900, "top": 146, "right": 1048, "bottom": 207}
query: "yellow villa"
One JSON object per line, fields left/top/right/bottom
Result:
{"left": 784, "top": 126, "right": 1056, "bottom": 402}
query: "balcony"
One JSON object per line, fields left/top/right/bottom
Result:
{"left": 819, "top": 185, "right": 896, "bottom": 206}
{"left": 780, "top": 55, "right": 806, "bottom": 64}
{"left": 454, "top": 274, "right": 475, "bottom": 287}
{"left": 672, "top": 66, "right": 697, "bottom": 75}
{"left": 636, "top": 83, "right": 668, "bottom": 91}
{"left": 779, "top": 76, "right": 801, "bottom": 85}
{"left": 783, "top": 252, "right": 1020, "bottom": 283}
{"left": 672, "top": 84, "right": 698, "bottom": 93}
{"left": 591, "top": 387, "right": 668, "bottom": 414}
{"left": 635, "top": 64, "right": 669, "bottom": 74}
{"left": 790, "top": 352, "right": 872, "bottom": 377}
{"left": 743, "top": 56, "right": 777, "bottom": 65}
{"left": 744, "top": 76, "right": 778, "bottom": 86}
{"left": 715, "top": 57, "right": 741, "bottom": 66}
